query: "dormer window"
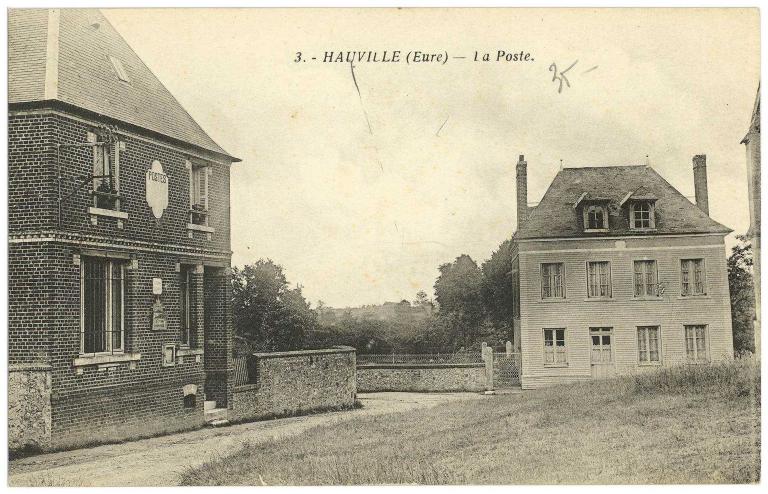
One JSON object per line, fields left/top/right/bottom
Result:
{"left": 583, "top": 204, "right": 608, "bottom": 231}
{"left": 630, "top": 201, "right": 655, "bottom": 230}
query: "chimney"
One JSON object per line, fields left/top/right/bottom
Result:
{"left": 516, "top": 154, "right": 529, "bottom": 228}
{"left": 692, "top": 154, "right": 709, "bottom": 215}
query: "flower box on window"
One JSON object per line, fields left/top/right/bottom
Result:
{"left": 190, "top": 203, "right": 208, "bottom": 226}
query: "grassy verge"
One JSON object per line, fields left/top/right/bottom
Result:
{"left": 181, "top": 359, "right": 760, "bottom": 485}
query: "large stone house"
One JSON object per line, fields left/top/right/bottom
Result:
{"left": 9, "top": 9, "right": 239, "bottom": 451}
{"left": 508, "top": 155, "right": 734, "bottom": 389}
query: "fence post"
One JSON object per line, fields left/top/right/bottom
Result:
{"left": 506, "top": 340, "right": 513, "bottom": 356}
{"left": 482, "top": 342, "right": 494, "bottom": 391}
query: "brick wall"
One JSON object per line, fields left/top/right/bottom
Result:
{"left": 356, "top": 363, "right": 487, "bottom": 392}
{"left": 230, "top": 347, "right": 357, "bottom": 422}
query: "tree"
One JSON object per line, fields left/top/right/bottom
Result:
{"left": 728, "top": 235, "right": 756, "bottom": 355}
{"left": 232, "top": 260, "right": 317, "bottom": 353}
{"left": 481, "top": 238, "right": 517, "bottom": 330}
{"left": 434, "top": 254, "right": 485, "bottom": 348}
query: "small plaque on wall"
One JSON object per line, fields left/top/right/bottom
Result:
{"left": 152, "top": 299, "right": 167, "bottom": 332}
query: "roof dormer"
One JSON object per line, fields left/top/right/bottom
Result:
{"left": 574, "top": 192, "right": 610, "bottom": 233}
{"left": 620, "top": 189, "right": 658, "bottom": 231}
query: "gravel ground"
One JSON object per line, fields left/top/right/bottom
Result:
{"left": 8, "top": 392, "right": 486, "bottom": 487}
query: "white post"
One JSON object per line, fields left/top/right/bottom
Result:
{"left": 506, "top": 340, "right": 513, "bottom": 356}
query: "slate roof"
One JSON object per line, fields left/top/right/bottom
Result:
{"left": 9, "top": 9, "right": 238, "bottom": 161}
{"left": 515, "top": 165, "right": 731, "bottom": 240}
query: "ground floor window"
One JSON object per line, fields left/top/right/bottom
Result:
{"left": 637, "top": 326, "right": 661, "bottom": 364}
{"left": 684, "top": 325, "right": 708, "bottom": 362}
{"left": 81, "top": 257, "right": 124, "bottom": 354}
{"left": 543, "top": 328, "right": 567, "bottom": 365}
{"left": 590, "top": 327, "right": 613, "bottom": 363}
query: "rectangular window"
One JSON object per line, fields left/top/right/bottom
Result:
{"left": 684, "top": 325, "right": 708, "bottom": 362}
{"left": 584, "top": 205, "right": 607, "bottom": 230}
{"left": 543, "top": 328, "right": 567, "bottom": 365}
{"left": 681, "top": 259, "right": 706, "bottom": 296}
{"left": 541, "top": 263, "right": 565, "bottom": 299}
{"left": 92, "top": 140, "right": 119, "bottom": 210}
{"left": 637, "top": 326, "right": 661, "bottom": 364}
{"left": 590, "top": 327, "right": 613, "bottom": 363}
{"left": 587, "top": 261, "right": 611, "bottom": 298}
{"left": 180, "top": 266, "right": 193, "bottom": 347}
{"left": 631, "top": 202, "right": 654, "bottom": 229}
{"left": 81, "top": 257, "right": 124, "bottom": 354}
{"left": 190, "top": 165, "right": 209, "bottom": 225}
{"left": 634, "top": 260, "right": 659, "bottom": 297}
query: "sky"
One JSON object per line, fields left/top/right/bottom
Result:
{"left": 103, "top": 8, "right": 760, "bottom": 308}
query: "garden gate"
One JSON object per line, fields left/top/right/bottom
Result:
{"left": 492, "top": 351, "right": 521, "bottom": 388}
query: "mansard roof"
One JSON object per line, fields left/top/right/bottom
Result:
{"left": 515, "top": 165, "right": 731, "bottom": 240}
{"left": 9, "top": 9, "right": 239, "bottom": 162}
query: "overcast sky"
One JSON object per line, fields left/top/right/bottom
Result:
{"left": 104, "top": 8, "right": 759, "bottom": 308}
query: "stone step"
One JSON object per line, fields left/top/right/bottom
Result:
{"left": 203, "top": 400, "right": 217, "bottom": 411}
{"left": 204, "top": 407, "right": 228, "bottom": 423}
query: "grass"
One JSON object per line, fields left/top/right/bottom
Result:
{"left": 180, "top": 359, "right": 761, "bottom": 485}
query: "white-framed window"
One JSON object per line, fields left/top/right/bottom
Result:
{"left": 91, "top": 135, "right": 120, "bottom": 211}
{"left": 590, "top": 327, "right": 613, "bottom": 363}
{"left": 634, "top": 260, "right": 659, "bottom": 297}
{"left": 541, "top": 262, "right": 565, "bottom": 299}
{"left": 190, "top": 164, "right": 210, "bottom": 226}
{"left": 543, "top": 328, "right": 567, "bottom": 366}
{"left": 180, "top": 266, "right": 193, "bottom": 347}
{"left": 684, "top": 325, "right": 708, "bottom": 362}
{"left": 630, "top": 201, "right": 655, "bottom": 229}
{"left": 637, "top": 326, "right": 661, "bottom": 364}
{"left": 583, "top": 204, "right": 608, "bottom": 231}
{"left": 587, "top": 261, "right": 612, "bottom": 298}
{"left": 81, "top": 257, "right": 124, "bottom": 354}
{"left": 681, "top": 259, "right": 706, "bottom": 296}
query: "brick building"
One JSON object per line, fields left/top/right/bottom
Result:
{"left": 508, "top": 156, "right": 733, "bottom": 389}
{"left": 8, "top": 9, "right": 240, "bottom": 451}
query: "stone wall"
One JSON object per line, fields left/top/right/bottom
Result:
{"left": 356, "top": 363, "right": 486, "bottom": 392}
{"left": 230, "top": 347, "right": 357, "bottom": 423}
{"left": 8, "top": 364, "right": 52, "bottom": 451}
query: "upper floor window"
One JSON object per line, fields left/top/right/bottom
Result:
{"left": 681, "top": 259, "right": 706, "bottom": 296}
{"left": 633, "top": 260, "right": 659, "bottom": 297}
{"left": 583, "top": 204, "right": 608, "bottom": 231}
{"left": 91, "top": 136, "right": 120, "bottom": 211}
{"left": 541, "top": 262, "right": 565, "bottom": 299}
{"left": 630, "top": 201, "right": 655, "bottom": 229}
{"left": 81, "top": 257, "right": 124, "bottom": 354}
{"left": 586, "top": 261, "right": 611, "bottom": 298}
{"left": 190, "top": 163, "right": 210, "bottom": 226}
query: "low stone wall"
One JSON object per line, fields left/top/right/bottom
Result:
{"left": 356, "top": 363, "right": 486, "bottom": 392}
{"left": 230, "top": 347, "right": 357, "bottom": 423}
{"left": 8, "top": 364, "right": 52, "bottom": 451}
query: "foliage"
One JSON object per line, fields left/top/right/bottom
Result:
{"left": 433, "top": 255, "right": 486, "bottom": 348}
{"left": 481, "top": 238, "right": 517, "bottom": 328}
{"left": 232, "top": 260, "right": 317, "bottom": 353}
{"left": 728, "top": 235, "right": 756, "bottom": 354}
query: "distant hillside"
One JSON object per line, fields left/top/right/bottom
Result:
{"left": 318, "top": 300, "right": 434, "bottom": 326}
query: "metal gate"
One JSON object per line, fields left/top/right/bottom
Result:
{"left": 492, "top": 352, "right": 521, "bottom": 388}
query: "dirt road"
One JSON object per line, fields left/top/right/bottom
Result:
{"left": 9, "top": 392, "right": 485, "bottom": 487}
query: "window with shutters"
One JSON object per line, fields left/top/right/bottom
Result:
{"left": 633, "top": 260, "right": 659, "bottom": 297}
{"left": 543, "top": 328, "right": 567, "bottom": 366}
{"left": 637, "top": 326, "right": 661, "bottom": 364}
{"left": 680, "top": 259, "right": 706, "bottom": 296}
{"left": 684, "top": 325, "right": 708, "bottom": 362}
{"left": 91, "top": 136, "right": 120, "bottom": 211}
{"left": 190, "top": 164, "right": 210, "bottom": 226}
{"left": 586, "top": 261, "right": 612, "bottom": 298}
{"left": 541, "top": 262, "right": 565, "bottom": 299}
{"left": 81, "top": 257, "right": 125, "bottom": 354}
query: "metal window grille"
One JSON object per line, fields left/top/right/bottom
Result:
{"left": 637, "top": 326, "right": 660, "bottom": 363}
{"left": 81, "top": 257, "right": 124, "bottom": 354}
{"left": 587, "top": 261, "right": 611, "bottom": 298}
{"left": 180, "top": 266, "right": 193, "bottom": 347}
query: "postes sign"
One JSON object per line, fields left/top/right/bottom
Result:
{"left": 146, "top": 160, "right": 169, "bottom": 218}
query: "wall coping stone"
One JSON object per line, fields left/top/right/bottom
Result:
{"left": 233, "top": 383, "right": 260, "bottom": 393}
{"left": 357, "top": 362, "right": 484, "bottom": 370}
{"left": 9, "top": 363, "right": 53, "bottom": 372}
{"left": 251, "top": 346, "right": 356, "bottom": 359}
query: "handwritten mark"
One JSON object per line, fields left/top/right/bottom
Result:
{"left": 350, "top": 61, "right": 373, "bottom": 134}
{"left": 549, "top": 59, "right": 578, "bottom": 93}
{"left": 582, "top": 65, "right": 598, "bottom": 75}
{"left": 436, "top": 115, "right": 450, "bottom": 136}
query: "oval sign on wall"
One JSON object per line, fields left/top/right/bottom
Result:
{"left": 146, "top": 160, "right": 169, "bottom": 219}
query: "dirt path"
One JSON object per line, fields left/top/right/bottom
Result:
{"left": 9, "top": 392, "right": 485, "bottom": 487}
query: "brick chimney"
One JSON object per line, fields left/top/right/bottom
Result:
{"left": 516, "top": 154, "right": 529, "bottom": 228}
{"left": 692, "top": 154, "right": 709, "bottom": 215}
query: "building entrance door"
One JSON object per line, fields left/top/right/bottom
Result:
{"left": 590, "top": 327, "right": 615, "bottom": 379}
